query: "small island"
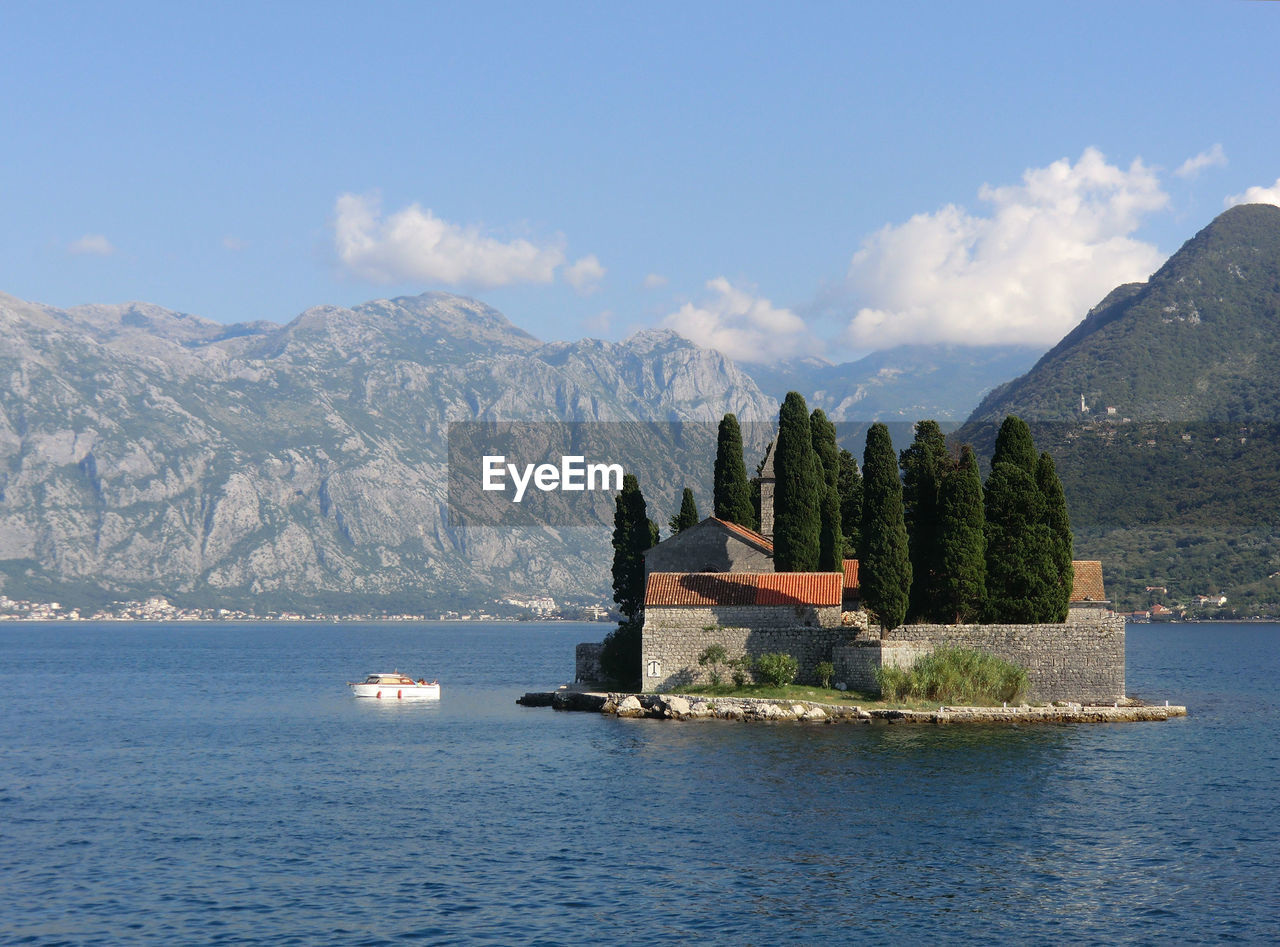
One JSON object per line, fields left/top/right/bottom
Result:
{"left": 535, "top": 403, "right": 1186, "bottom": 723}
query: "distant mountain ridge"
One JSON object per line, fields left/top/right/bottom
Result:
{"left": 747, "top": 344, "right": 1040, "bottom": 422}
{"left": 960, "top": 203, "right": 1280, "bottom": 610}
{"left": 0, "top": 291, "right": 777, "bottom": 610}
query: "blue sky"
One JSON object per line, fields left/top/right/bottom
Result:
{"left": 3, "top": 1, "right": 1278, "bottom": 363}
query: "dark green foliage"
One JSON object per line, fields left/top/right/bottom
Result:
{"left": 818, "top": 483, "right": 844, "bottom": 572}
{"left": 1036, "top": 452, "right": 1074, "bottom": 621}
{"left": 599, "top": 619, "right": 641, "bottom": 688}
{"left": 983, "top": 459, "right": 1057, "bottom": 622}
{"left": 815, "top": 660, "right": 835, "bottom": 689}
{"left": 756, "top": 652, "right": 799, "bottom": 687}
{"left": 875, "top": 646, "right": 1028, "bottom": 705}
{"left": 611, "top": 473, "right": 655, "bottom": 622}
{"left": 860, "top": 423, "right": 912, "bottom": 630}
{"left": 714, "top": 413, "right": 757, "bottom": 528}
{"left": 991, "top": 415, "right": 1037, "bottom": 475}
{"left": 937, "top": 446, "right": 987, "bottom": 622}
{"left": 730, "top": 654, "right": 754, "bottom": 688}
{"left": 900, "top": 420, "right": 950, "bottom": 620}
{"left": 837, "top": 448, "right": 862, "bottom": 558}
{"left": 669, "top": 487, "right": 699, "bottom": 535}
{"left": 809, "top": 409, "right": 840, "bottom": 491}
{"left": 773, "top": 393, "right": 823, "bottom": 572}
{"left": 812, "top": 409, "right": 844, "bottom": 571}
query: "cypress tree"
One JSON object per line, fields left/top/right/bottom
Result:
{"left": 861, "top": 423, "right": 912, "bottom": 631}
{"left": 937, "top": 445, "right": 986, "bottom": 623}
{"left": 899, "top": 420, "right": 949, "bottom": 621}
{"left": 610, "top": 473, "right": 655, "bottom": 622}
{"left": 811, "top": 409, "right": 843, "bottom": 572}
{"left": 1037, "top": 452, "right": 1074, "bottom": 622}
{"left": 810, "top": 409, "right": 840, "bottom": 491}
{"left": 773, "top": 393, "right": 823, "bottom": 572}
{"left": 602, "top": 474, "right": 658, "bottom": 686}
{"left": 837, "top": 448, "right": 862, "bottom": 559}
{"left": 668, "top": 487, "right": 699, "bottom": 535}
{"left": 991, "top": 415, "right": 1037, "bottom": 475}
{"left": 984, "top": 460, "right": 1056, "bottom": 623}
{"left": 713, "top": 413, "right": 756, "bottom": 528}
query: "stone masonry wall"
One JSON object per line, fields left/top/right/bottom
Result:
{"left": 575, "top": 642, "right": 603, "bottom": 683}
{"left": 832, "top": 617, "right": 1126, "bottom": 703}
{"left": 642, "top": 603, "right": 842, "bottom": 692}
{"left": 644, "top": 528, "right": 773, "bottom": 574}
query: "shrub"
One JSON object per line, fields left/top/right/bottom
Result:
{"left": 815, "top": 660, "right": 835, "bottom": 689}
{"left": 698, "top": 643, "right": 729, "bottom": 686}
{"left": 756, "top": 652, "right": 799, "bottom": 687}
{"left": 875, "top": 647, "right": 1028, "bottom": 705}
{"left": 730, "top": 654, "right": 754, "bottom": 688}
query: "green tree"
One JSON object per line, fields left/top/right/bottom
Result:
{"left": 773, "top": 393, "right": 823, "bottom": 571}
{"left": 603, "top": 473, "right": 658, "bottom": 686}
{"left": 861, "top": 423, "right": 912, "bottom": 630}
{"left": 984, "top": 459, "right": 1056, "bottom": 622}
{"left": 713, "top": 413, "right": 757, "bottom": 528}
{"left": 991, "top": 415, "right": 1037, "bottom": 475}
{"left": 811, "top": 409, "right": 844, "bottom": 571}
{"left": 837, "top": 448, "right": 862, "bottom": 558}
{"left": 900, "top": 420, "right": 950, "bottom": 621}
{"left": 937, "top": 445, "right": 986, "bottom": 622}
{"left": 1036, "top": 452, "right": 1074, "bottom": 622}
{"left": 611, "top": 473, "right": 655, "bottom": 622}
{"left": 669, "top": 487, "right": 699, "bottom": 535}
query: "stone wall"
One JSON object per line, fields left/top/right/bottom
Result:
{"left": 643, "top": 526, "right": 772, "bottom": 574}
{"left": 641, "top": 603, "right": 842, "bottom": 692}
{"left": 832, "top": 617, "right": 1126, "bottom": 703}
{"left": 575, "top": 641, "right": 604, "bottom": 683}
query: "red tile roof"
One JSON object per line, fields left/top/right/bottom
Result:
{"left": 710, "top": 517, "right": 773, "bottom": 552}
{"left": 1070, "top": 560, "right": 1106, "bottom": 602}
{"left": 645, "top": 571, "right": 843, "bottom": 607}
{"left": 842, "top": 559, "right": 860, "bottom": 591}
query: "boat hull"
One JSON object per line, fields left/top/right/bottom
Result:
{"left": 350, "top": 682, "right": 441, "bottom": 700}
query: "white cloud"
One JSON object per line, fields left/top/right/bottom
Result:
{"left": 1225, "top": 176, "right": 1280, "bottom": 208}
{"left": 564, "top": 254, "right": 605, "bottom": 293}
{"left": 68, "top": 233, "right": 115, "bottom": 256}
{"left": 333, "top": 192, "right": 566, "bottom": 287}
{"left": 840, "top": 148, "right": 1169, "bottom": 349}
{"left": 664, "top": 277, "right": 814, "bottom": 363}
{"left": 1175, "top": 144, "right": 1227, "bottom": 179}
{"left": 643, "top": 272, "right": 668, "bottom": 290}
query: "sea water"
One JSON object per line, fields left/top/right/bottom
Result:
{"left": 1, "top": 620, "right": 1277, "bottom": 944}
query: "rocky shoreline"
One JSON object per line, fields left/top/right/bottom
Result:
{"left": 517, "top": 689, "right": 1188, "bottom": 724}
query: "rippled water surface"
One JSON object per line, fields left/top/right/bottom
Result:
{"left": 1, "top": 620, "right": 1277, "bottom": 944}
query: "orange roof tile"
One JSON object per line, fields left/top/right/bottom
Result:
{"left": 1070, "top": 560, "right": 1106, "bottom": 602}
{"left": 644, "top": 571, "right": 842, "bottom": 607}
{"left": 842, "top": 559, "right": 860, "bottom": 591}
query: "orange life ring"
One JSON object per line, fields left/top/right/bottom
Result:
{"left": 397, "top": 689, "right": 403, "bottom": 699}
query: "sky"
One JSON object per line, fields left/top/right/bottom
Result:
{"left": 3, "top": 1, "right": 1279, "bottom": 365}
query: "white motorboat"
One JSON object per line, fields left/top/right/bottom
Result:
{"left": 348, "top": 672, "right": 441, "bottom": 700}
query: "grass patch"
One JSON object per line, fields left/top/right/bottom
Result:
{"left": 876, "top": 647, "right": 1028, "bottom": 705}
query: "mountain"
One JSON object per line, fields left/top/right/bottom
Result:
{"left": 0, "top": 291, "right": 776, "bottom": 612}
{"left": 961, "top": 203, "right": 1280, "bottom": 611}
{"left": 745, "top": 344, "right": 1041, "bottom": 422}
